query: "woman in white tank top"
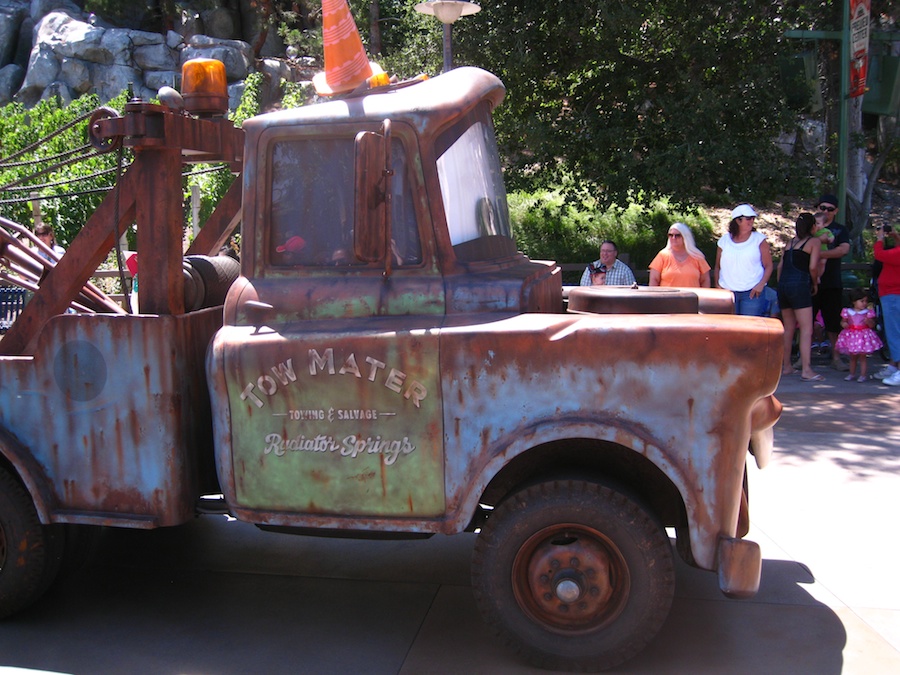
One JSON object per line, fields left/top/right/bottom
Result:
{"left": 714, "top": 204, "right": 773, "bottom": 316}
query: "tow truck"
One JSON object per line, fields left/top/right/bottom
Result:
{"left": 0, "top": 58, "right": 782, "bottom": 671}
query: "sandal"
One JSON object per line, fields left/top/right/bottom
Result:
{"left": 801, "top": 374, "right": 826, "bottom": 382}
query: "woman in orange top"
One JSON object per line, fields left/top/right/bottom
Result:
{"left": 648, "top": 222, "right": 711, "bottom": 287}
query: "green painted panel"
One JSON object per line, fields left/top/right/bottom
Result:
{"left": 223, "top": 325, "right": 444, "bottom": 516}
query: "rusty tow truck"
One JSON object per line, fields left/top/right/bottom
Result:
{"left": 0, "top": 62, "right": 782, "bottom": 671}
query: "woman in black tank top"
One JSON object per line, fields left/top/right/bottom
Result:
{"left": 777, "top": 213, "right": 821, "bottom": 380}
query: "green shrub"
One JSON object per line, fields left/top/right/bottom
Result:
{"left": 509, "top": 189, "right": 718, "bottom": 281}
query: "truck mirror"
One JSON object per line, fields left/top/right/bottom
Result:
{"left": 354, "top": 120, "right": 393, "bottom": 273}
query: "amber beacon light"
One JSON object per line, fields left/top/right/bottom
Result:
{"left": 181, "top": 58, "right": 228, "bottom": 116}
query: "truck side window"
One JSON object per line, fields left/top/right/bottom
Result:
{"left": 436, "top": 113, "right": 514, "bottom": 263}
{"left": 269, "top": 136, "right": 421, "bottom": 268}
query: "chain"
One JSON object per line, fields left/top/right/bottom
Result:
{"left": 0, "top": 143, "right": 92, "bottom": 169}
{"left": 0, "top": 185, "right": 112, "bottom": 205}
{"left": 0, "top": 147, "right": 113, "bottom": 192}
{"left": 1, "top": 163, "right": 129, "bottom": 193}
{"left": 0, "top": 108, "right": 96, "bottom": 165}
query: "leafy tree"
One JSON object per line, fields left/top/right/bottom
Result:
{"left": 450, "top": 0, "right": 806, "bottom": 208}
{"left": 0, "top": 93, "right": 130, "bottom": 247}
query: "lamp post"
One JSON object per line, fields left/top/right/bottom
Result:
{"left": 414, "top": 1, "right": 481, "bottom": 73}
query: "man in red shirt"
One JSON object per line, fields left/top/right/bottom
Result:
{"left": 874, "top": 224, "right": 900, "bottom": 386}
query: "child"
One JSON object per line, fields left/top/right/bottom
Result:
{"left": 834, "top": 288, "right": 883, "bottom": 382}
{"left": 812, "top": 212, "right": 834, "bottom": 283}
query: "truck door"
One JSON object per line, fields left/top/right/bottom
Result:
{"left": 212, "top": 119, "right": 446, "bottom": 520}
{"left": 215, "top": 322, "right": 444, "bottom": 518}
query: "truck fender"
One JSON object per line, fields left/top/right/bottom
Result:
{"left": 0, "top": 425, "right": 55, "bottom": 524}
{"left": 464, "top": 418, "right": 685, "bottom": 511}
{"left": 461, "top": 417, "right": 741, "bottom": 572}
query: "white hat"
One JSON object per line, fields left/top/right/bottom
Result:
{"left": 731, "top": 204, "right": 757, "bottom": 219}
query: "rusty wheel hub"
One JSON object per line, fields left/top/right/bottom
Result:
{"left": 513, "top": 524, "right": 629, "bottom": 631}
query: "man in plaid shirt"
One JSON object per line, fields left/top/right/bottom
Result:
{"left": 580, "top": 240, "right": 637, "bottom": 286}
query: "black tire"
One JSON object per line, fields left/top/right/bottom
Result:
{"left": 472, "top": 480, "right": 675, "bottom": 671}
{"left": 0, "top": 466, "right": 63, "bottom": 619}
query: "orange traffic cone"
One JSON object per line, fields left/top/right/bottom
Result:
{"left": 313, "top": 0, "right": 384, "bottom": 96}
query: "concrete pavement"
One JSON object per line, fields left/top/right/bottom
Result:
{"left": 1, "top": 365, "right": 898, "bottom": 674}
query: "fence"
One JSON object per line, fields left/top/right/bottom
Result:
{"left": 0, "top": 269, "right": 134, "bottom": 336}
{"left": 0, "top": 287, "right": 26, "bottom": 334}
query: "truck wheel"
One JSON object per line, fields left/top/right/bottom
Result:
{"left": 472, "top": 480, "right": 675, "bottom": 671}
{"left": 0, "top": 467, "right": 62, "bottom": 619}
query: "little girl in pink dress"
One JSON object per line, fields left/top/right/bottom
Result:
{"left": 835, "top": 288, "right": 883, "bottom": 382}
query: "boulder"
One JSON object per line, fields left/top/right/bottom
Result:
{"left": 16, "top": 43, "right": 58, "bottom": 104}
{"left": 0, "top": 2, "right": 28, "bottom": 67}
{"left": 130, "top": 29, "right": 165, "bottom": 47}
{"left": 133, "top": 42, "right": 177, "bottom": 72}
{"left": 59, "top": 55, "right": 90, "bottom": 93}
{"left": 0, "top": 63, "right": 25, "bottom": 104}
{"left": 39, "top": 78, "right": 72, "bottom": 105}
{"left": 14, "top": 15, "right": 32, "bottom": 67}
{"left": 182, "top": 35, "right": 252, "bottom": 82}
{"left": 166, "top": 29, "right": 183, "bottom": 50}
{"left": 91, "top": 63, "right": 142, "bottom": 102}
{"left": 35, "top": 12, "right": 105, "bottom": 61}
{"left": 143, "top": 69, "right": 179, "bottom": 91}
{"left": 227, "top": 79, "right": 244, "bottom": 111}
{"left": 98, "top": 28, "right": 133, "bottom": 66}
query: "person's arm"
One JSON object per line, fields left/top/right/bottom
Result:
{"left": 820, "top": 240, "right": 849, "bottom": 259}
{"left": 874, "top": 236, "right": 900, "bottom": 263}
{"left": 807, "top": 239, "right": 820, "bottom": 296}
{"left": 649, "top": 269, "right": 661, "bottom": 286}
{"left": 623, "top": 263, "right": 636, "bottom": 285}
{"left": 699, "top": 270, "right": 711, "bottom": 288}
{"left": 750, "top": 240, "right": 773, "bottom": 298}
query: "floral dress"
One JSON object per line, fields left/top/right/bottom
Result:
{"left": 835, "top": 308, "right": 883, "bottom": 355}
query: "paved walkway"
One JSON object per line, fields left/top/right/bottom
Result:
{"left": 0, "top": 364, "right": 898, "bottom": 674}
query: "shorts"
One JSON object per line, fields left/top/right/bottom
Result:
{"left": 813, "top": 287, "right": 843, "bottom": 334}
{"left": 777, "top": 279, "right": 812, "bottom": 311}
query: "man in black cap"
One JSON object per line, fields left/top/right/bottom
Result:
{"left": 812, "top": 193, "right": 851, "bottom": 371}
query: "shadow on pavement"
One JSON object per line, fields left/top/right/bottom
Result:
{"left": 0, "top": 519, "right": 847, "bottom": 674}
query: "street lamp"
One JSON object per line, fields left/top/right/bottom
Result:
{"left": 414, "top": 1, "right": 481, "bottom": 73}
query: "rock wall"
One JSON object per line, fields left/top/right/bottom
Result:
{"left": 0, "top": 0, "right": 316, "bottom": 110}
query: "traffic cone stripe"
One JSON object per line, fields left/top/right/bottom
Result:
{"left": 315, "top": 0, "right": 379, "bottom": 95}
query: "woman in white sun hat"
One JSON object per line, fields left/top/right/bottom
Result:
{"left": 714, "top": 204, "right": 774, "bottom": 316}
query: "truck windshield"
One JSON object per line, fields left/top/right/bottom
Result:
{"left": 268, "top": 136, "right": 421, "bottom": 268}
{"left": 436, "top": 117, "right": 514, "bottom": 263}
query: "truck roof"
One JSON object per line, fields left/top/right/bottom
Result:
{"left": 243, "top": 66, "right": 506, "bottom": 132}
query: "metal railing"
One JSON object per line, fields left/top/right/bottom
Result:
{"left": 0, "top": 286, "right": 26, "bottom": 333}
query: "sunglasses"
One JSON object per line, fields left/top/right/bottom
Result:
{"left": 667, "top": 233, "right": 682, "bottom": 238}
{"left": 819, "top": 205, "right": 837, "bottom": 212}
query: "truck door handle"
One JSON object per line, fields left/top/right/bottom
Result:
{"left": 244, "top": 300, "right": 274, "bottom": 330}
